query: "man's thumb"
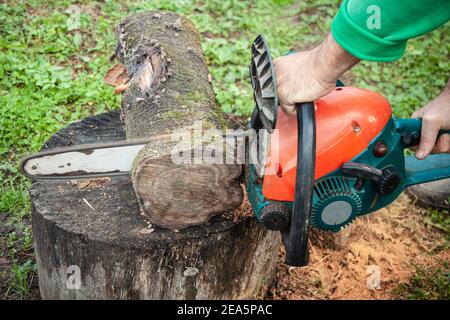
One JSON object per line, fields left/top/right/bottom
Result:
{"left": 280, "top": 104, "right": 296, "bottom": 117}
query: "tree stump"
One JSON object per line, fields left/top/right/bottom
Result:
{"left": 30, "top": 111, "right": 281, "bottom": 299}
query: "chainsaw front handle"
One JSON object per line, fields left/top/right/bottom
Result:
{"left": 395, "top": 118, "right": 450, "bottom": 187}
{"left": 284, "top": 101, "right": 316, "bottom": 266}
{"left": 395, "top": 118, "right": 450, "bottom": 148}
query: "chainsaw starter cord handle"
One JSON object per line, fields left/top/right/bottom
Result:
{"left": 284, "top": 101, "right": 316, "bottom": 266}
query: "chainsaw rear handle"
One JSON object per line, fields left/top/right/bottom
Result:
{"left": 284, "top": 101, "right": 316, "bottom": 267}
{"left": 395, "top": 118, "right": 450, "bottom": 187}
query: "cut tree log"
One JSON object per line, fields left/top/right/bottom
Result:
{"left": 30, "top": 111, "right": 281, "bottom": 299}
{"left": 114, "top": 11, "right": 243, "bottom": 230}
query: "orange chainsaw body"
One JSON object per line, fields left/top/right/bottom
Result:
{"left": 262, "top": 87, "right": 393, "bottom": 202}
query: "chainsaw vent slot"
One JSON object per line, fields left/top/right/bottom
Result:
{"left": 260, "top": 63, "right": 270, "bottom": 77}
{"left": 262, "top": 76, "right": 272, "bottom": 91}
{"left": 257, "top": 51, "right": 268, "bottom": 67}
{"left": 314, "top": 176, "right": 354, "bottom": 199}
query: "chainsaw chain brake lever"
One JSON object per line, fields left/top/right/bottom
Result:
{"left": 341, "top": 162, "right": 383, "bottom": 180}
{"left": 283, "top": 101, "right": 316, "bottom": 267}
{"left": 341, "top": 162, "right": 402, "bottom": 196}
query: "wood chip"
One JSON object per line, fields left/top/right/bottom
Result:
{"left": 139, "top": 227, "right": 155, "bottom": 235}
{"left": 82, "top": 198, "right": 96, "bottom": 211}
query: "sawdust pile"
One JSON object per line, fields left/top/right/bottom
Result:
{"left": 70, "top": 177, "right": 111, "bottom": 189}
{"left": 269, "top": 193, "right": 449, "bottom": 300}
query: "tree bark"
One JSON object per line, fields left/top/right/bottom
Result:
{"left": 31, "top": 111, "right": 281, "bottom": 300}
{"left": 115, "top": 11, "right": 243, "bottom": 230}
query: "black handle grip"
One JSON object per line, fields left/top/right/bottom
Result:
{"left": 284, "top": 102, "right": 316, "bottom": 266}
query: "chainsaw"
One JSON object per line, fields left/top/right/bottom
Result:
{"left": 247, "top": 35, "right": 450, "bottom": 266}
{"left": 20, "top": 35, "right": 450, "bottom": 267}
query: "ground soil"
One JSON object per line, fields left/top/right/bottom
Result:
{"left": 268, "top": 193, "right": 449, "bottom": 300}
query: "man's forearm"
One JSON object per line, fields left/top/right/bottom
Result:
{"left": 314, "top": 33, "right": 360, "bottom": 85}
{"left": 273, "top": 33, "right": 359, "bottom": 113}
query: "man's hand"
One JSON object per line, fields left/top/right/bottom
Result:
{"left": 273, "top": 50, "right": 335, "bottom": 115}
{"left": 273, "top": 33, "right": 359, "bottom": 115}
{"left": 412, "top": 81, "right": 450, "bottom": 159}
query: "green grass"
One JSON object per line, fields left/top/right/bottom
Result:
{"left": 5, "top": 258, "right": 36, "bottom": 300}
{"left": 394, "top": 261, "right": 450, "bottom": 300}
{"left": 353, "top": 32, "right": 450, "bottom": 119}
{"left": 0, "top": 0, "right": 449, "bottom": 299}
{"left": 425, "top": 208, "right": 450, "bottom": 248}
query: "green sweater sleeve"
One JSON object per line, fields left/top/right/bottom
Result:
{"left": 331, "top": 0, "right": 450, "bottom": 62}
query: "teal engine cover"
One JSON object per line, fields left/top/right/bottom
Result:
{"left": 246, "top": 117, "right": 450, "bottom": 233}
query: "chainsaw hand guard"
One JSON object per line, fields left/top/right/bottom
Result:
{"left": 248, "top": 35, "right": 316, "bottom": 267}
{"left": 283, "top": 102, "right": 316, "bottom": 266}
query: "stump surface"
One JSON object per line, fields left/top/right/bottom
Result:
{"left": 31, "top": 111, "right": 281, "bottom": 300}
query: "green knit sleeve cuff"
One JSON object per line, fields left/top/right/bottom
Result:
{"left": 331, "top": 0, "right": 406, "bottom": 62}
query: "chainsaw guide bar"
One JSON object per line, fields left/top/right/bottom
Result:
{"left": 20, "top": 132, "right": 252, "bottom": 180}
{"left": 19, "top": 137, "right": 160, "bottom": 180}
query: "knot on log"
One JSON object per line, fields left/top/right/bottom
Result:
{"left": 122, "top": 41, "right": 169, "bottom": 92}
